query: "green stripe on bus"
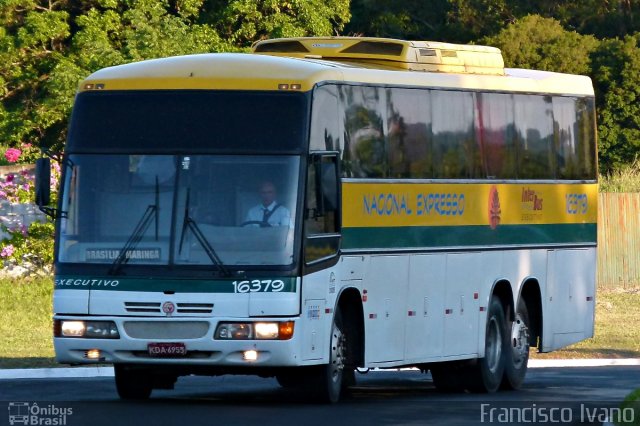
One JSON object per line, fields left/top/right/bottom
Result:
{"left": 53, "top": 276, "right": 297, "bottom": 293}
{"left": 342, "top": 223, "right": 597, "bottom": 250}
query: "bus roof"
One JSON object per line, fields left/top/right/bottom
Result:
{"left": 80, "top": 37, "right": 594, "bottom": 97}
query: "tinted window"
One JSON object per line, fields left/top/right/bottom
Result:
{"left": 514, "top": 95, "right": 555, "bottom": 179}
{"left": 575, "top": 98, "right": 597, "bottom": 179}
{"left": 343, "top": 86, "right": 388, "bottom": 178}
{"left": 68, "top": 91, "right": 310, "bottom": 154}
{"left": 386, "top": 88, "right": 432, "bottom": 178}
{"left": 476, "top": 93, "right": 517, "bottom": 179}
{"left": 310, "top": 85, "right": 341, "bottom": 152}
{"left": 431, "top": 90, "right": 480, "bottom": 178}
{"left": 314, "top": 84, "right": 596, "bottom": 181}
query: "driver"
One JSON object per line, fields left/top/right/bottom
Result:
{"left": 244, "top": 181, "right": 291, "bottom": 227}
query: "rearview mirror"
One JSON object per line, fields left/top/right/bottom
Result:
{"left": 35, "top": 158, "right": 53, "bottom": 217}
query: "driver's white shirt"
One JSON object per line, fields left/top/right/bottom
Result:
{"left": 245, "top": 201, "right": 291, "bottom": 227}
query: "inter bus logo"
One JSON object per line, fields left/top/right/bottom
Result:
{"left": 488, "top": 185, "right": 501, "bottom": 230}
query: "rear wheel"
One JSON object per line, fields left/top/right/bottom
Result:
{"left": 114, "top": 365, "right": 153, "bottom": 400}
{"left": 467, "top": 296, "right": 507, "bottom": 393}
{"left": 501, "top": 298, "right": 530, "bottom": 390}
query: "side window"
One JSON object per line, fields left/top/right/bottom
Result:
{"left": 575, "top": 98, "right": 597, "bottom": 180}
{"left": 310, "top": 85, "right": 341, "bottom": 152}
{"left": 553, "top": 97, "right": 581, "bottom": 179}
{"left": 343, "top": 86, "right": 388, "bottom": 178}
{"left": 514, "top": 95, "right": 555, "bottom": 179}
{"left": 304, "top": 155, "right": 340, "bottom": 264}
{"left": 386, "top": 88, "right": 433, "bottom": 178}
{"left": 476, "top": 93, "right": 517, "bottom": 179}
{"left": 431, "top": 90, "right": 480, "bottom": 178}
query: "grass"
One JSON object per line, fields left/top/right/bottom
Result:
{"left": 1, "top": 278, "right": 639, "bottom": 369}
{"left": 532, "top": 288, "right": 640, "bottom": 359}
{"left": 0, "top": 277, "right": 56, "bottom": 368}
{"left": 600, "top": 160, "right": 640, "bottom": 193}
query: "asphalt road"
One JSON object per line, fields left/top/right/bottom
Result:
{"left": 1, "top": 366, "right": 639, "bottom": 426}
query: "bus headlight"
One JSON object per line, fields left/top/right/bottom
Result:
{"left": 56, "top": 320, "right": 120, "bottom": 339}
{"left": 215, "top": 321, "right": 294, "bottom": 340}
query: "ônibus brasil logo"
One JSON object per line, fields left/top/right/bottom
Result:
{"left": 8, "top": 402, "right": 73, "bottom": 425}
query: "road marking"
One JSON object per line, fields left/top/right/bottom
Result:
{"left": 528, "top": 358, "right": 640, "bottom": 368}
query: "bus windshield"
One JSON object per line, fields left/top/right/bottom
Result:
{"left": 58, "top": 154, "right": 300, "bottom": 269}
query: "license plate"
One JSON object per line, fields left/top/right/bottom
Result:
{"left": 147, "top": 342, "right": 187, "bottom": 357}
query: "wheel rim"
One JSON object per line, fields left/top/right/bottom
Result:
{"left": 329, "top": 322, "right": 346, "bottom": 385}
{"left": 510, "top": 313, "right": 529, "bottom": 367}
{"left": 486, "top": 316, "right": 502, "bottom": 373}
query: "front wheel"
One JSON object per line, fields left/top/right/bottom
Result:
{"left": 501, "top": 298, "right": 530, "bottom": 390}
{"left": 315, "top": 308, "right": 348, "bottom": 403}
{"left": 467, "top": 296, "right": 507, "bottom": 393}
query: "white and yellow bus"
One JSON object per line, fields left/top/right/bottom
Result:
{"left": 36, "top": 37, "right": 598, "bottom": 402}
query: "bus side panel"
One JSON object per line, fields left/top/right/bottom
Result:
{"left": 363, "top": 255, "right": 409, "bottom": 363}
{"left": 404, "top": 254, "right": 446, "bottom": 360}
{"left": 543, "top": 248, "right": 596, "bottom": 351}
{"left": 299, "top": 267, "right": 336, "bottom": 362}
{"left": 443, "top": 253, "right": 480, "bottom": 357}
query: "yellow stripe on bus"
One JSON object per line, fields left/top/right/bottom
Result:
{"left": 342, "top": 182, "right": 598, "bottom": 228}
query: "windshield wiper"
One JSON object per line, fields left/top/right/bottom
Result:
{"left": 109, "top": 177, "right": 159, "bottom": 275}
{"left": 178, "top": 188, "right": 230, "bottom": 276}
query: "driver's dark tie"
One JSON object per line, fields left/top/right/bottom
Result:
{"left": 261, "top": 207, "right": 269, "bottom": 227}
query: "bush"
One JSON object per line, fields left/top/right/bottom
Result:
{"left": 600, "top": 159, "right": 640, "bottom": 193}
{"left": 0, "top": 145, "right": 59, "bottom": 276}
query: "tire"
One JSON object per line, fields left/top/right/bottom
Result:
{"left": 315, "top": 308, "right": 348, "bottom": 403}
{"left": 467, "top": 295, "right": 508, "bottom": 393}
{"left": 114, "top": 364, "right": 153, "bottom": 400}
{"left": 501, "top": 298, "right": 530, "bottom": 390}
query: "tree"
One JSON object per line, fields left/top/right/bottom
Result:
{"left": 482, "top": 15, "right": 598, "bottom": 76}
{"left": 205, "top": 0, "right": 351, "bottom": 47}
{"left": 447, "top": 0, "right": 514, "bottom": 42}
{"left": 1, "top": 0, "right": 351, "bottom": 153}
{"left": 591, "top": 35, "right": 640, "bottom": 172}
{"left": 345, "top": 0, "right": 450, "bottom": 41}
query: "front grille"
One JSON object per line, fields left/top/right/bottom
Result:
{"left": 124, "top": 302, "right": 161, "bottom": 313}
{"left": 177, "top": 303, "right": 214, "bottom": 314}
{"left": 123, "top": 321, "right": 210, "bottom": 339}
{"left": 123, "top": 302, "right": 214, "bottom": 315}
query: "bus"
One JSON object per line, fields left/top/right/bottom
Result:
{"left": 36, "top": 37, "right": 598, "bottom": 403}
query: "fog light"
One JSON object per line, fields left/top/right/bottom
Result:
{"left": 85, "top": 349, "right": 101, "bottom": 359}
{"left": 243, "top": 350, "right": 258, "bottom": 361}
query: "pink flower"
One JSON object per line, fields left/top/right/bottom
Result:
{"left": 20, "top": 224, "right": 27, "bottom": 236}
{"left": 1, "top": 244, "right": 14, "bottom": 258}
{"left": 0, "top": 191, "right": 6, "bottom": 199}
{"left": 21, "top": 183, "right": 30, "bottom": 191}
{"left": 4, "top": 148, "right": 21, "bottom": 163}
{"left": 6, "top": 174, "right": 14, "bottom": 183}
